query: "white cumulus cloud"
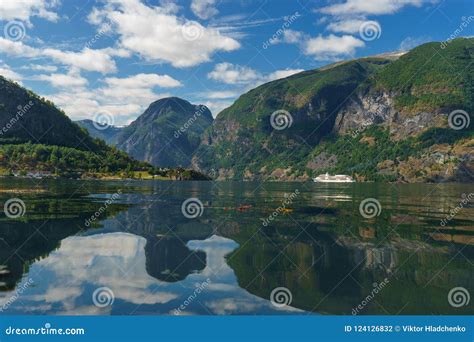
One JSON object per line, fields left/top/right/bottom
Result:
{"left": 319, "top": 0, "right": 429, "bottom": 16}
{"left": 35, "top": 70, "right": 88, "bottom": 88}
{"left": 191, "top": 0, "right": 219, "bottom": 20}
{"left": 207, "top": 62, "right": 260, "bottom": 84}
{"left": 104, "top": 73, "right": 181, "bottom": 89}
{"left": 270, "top": 30, "right": 365, "bottom": 61}
{"left": 0, "top": 38, "right": 119, "bottom": 73}
{"left": 305, "top": 34, "right": 365, "bottom": 60}
{"left": 207, "top": 63, "right": 304, "bottom": 85}
{"left": 88, "top": 0, "right": 240, "bottom": 68}
{"left": 42, "top": 47, "right": 118, "bottom": 74}
{"left": 0, "top": 0, "right": 60, "bottom": 23}
{"left": 0, "top": 63, "right": 23, "bottom": 83}
{"left": 23, "top": 64, "right": 58, "bottom": 72}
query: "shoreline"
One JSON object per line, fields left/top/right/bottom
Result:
{"left": 0, "top": 175, "right": 471, "bottom": 184}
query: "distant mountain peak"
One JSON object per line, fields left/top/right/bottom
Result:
{"left": 150, "top": 96, "right": 190, "bottom": 105}
{"left": 114, "top": 96, "right": 213, "bottom": 167}
{"left": 76, "top": 118, "right": 121, "bottom": 129}
{"left": 75, "top": 119, "right": 123, "bottom": 145}
{"left": 143, "top": 97, "right": 212, "bottom": 120}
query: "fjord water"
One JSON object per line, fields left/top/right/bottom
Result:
{"left": 0, "top": 179, "right": 472, "bottom": 315}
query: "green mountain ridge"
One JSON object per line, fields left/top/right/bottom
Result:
{"left": 0, "top": 78, "right": 206, "bottom": 180}
{"left": 192, "top": 38, "right": 474, "bottom": 182}
{"left": 0, "top": 76, "right": 98, "bottom": 150}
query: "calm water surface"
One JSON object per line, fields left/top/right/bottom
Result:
{"left": 0, "top": 179, "right": 472, "bottom": 315}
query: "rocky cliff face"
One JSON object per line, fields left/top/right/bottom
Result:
{"left": 334, "top": 90, "right": 445, "bottom": 139}
{"left": 312, "top": 88, "right": 473, "bottom": 183}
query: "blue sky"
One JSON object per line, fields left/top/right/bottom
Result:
{"left": 0, "top": 0, "right": 472, "bottom": 125}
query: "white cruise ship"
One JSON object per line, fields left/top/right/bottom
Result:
{"left": 313, "top": 172, "right": 355, "bottom": 183}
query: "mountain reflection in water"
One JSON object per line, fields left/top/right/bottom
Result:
{"left": 0, "top": 179, "right": 472, "bottom": 315}
{"left": 0, "top": 232, "right": 301, "bottom": 315}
